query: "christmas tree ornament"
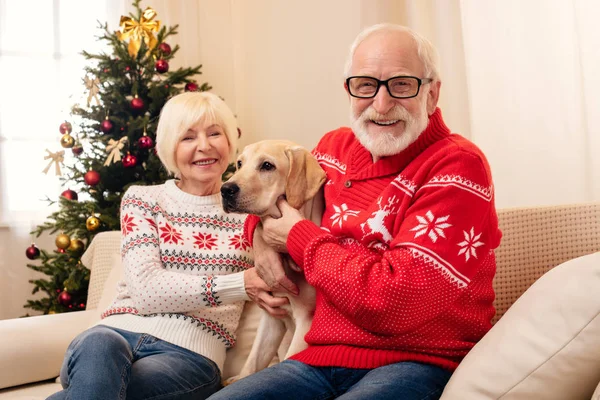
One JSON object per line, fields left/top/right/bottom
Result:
{"left": 57, "top": 248, "right": 66, "bottom": 253}
{"left": 155, "top": 59, "right": 169, "bottom": 73}
{"left": 61, "top": 189, "right": 78, "bottom": 201}
{"left": 68, "top": 239, "right": 85, "bottom": 255}
{"left": 25, "top": 244, "right": 40, "bottom": 260}
{"left": 130, "top": 96, "right": 145, "bottom": 112}
{"left": 59, "top": 122, "right": 72, "bottom": 134}
{"left": 86, "top": 215, "right": 101, "bottom": 232}
{"left": 117, "top": 7, "right": 161, "bottom": 57}
{"left": 72, "top": 145, "right": 83, "bottom": 156}
{"left": 57, "top": 290, "right": 72, "bottom": 306}
{"left": 100, "top": 117, "right": 114, "bottom": 134}
{"left": 42, "top": 149, "right": 65, "bottom": 176}
{"left": 159, "top": 42, "right": 171, "bottom": 55}
{"left": 104, "top": 136, "right": 128, "bottom": 166}
{"left": 84, "top": 170, "right": 101, "bottom": 186}
{"left": 79, "top": 303, "right": 86, "bottom": 309}
{"left": 63, "top": 278, "right": 78, "bottom": 292}
{"left": 55, "top": 233, "right": 71, "bottom": 250}
{"left": 185, "top": 82, "right": 198, "bottom": 92}
{"left": 60, "top": 133, "right": 75, "bottom": 148}
{"left": 137, "top": 133, "right": 154, "bottom": 150}
{"left": 84, "top": 75, "right": 101, "bottom": 107}
{"left": 122, "top": 152, "right": 138, "bottom": 168}
{"left": 48, "top": 310, "right": 56, "bottom": 314}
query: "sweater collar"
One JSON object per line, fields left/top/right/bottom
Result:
{"left": 349, "top": 107, "right": 450, "bottom": 179}
{"left": 165, "top": 179, "right": 223, "bottom": 206}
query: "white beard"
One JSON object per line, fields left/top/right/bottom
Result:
{"left": 351, "top": 99, "right": 429, "bottom": 159}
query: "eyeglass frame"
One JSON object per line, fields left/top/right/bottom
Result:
{"left": 345, "top": 75, "right": 434, "bottom": 99}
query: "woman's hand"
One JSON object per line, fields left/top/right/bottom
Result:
{"left": 244, "top": 268, "right": 289, "bottom": 319}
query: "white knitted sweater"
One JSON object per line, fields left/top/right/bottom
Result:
{"left": 98, "top": 180, "right": 253, "bottom": 372}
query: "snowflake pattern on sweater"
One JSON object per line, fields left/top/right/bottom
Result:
{"left": 285, "top": 108, "right": 502, "bottom": 371}
{"left": 100, "top": 180, "right": 253, "bottom": 369}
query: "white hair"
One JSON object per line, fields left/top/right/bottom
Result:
{"left": 343, "top": 23, "right": 440, "bottom": 81}
{"left": 156, "top": 91, "right": 238, "bottom": 177}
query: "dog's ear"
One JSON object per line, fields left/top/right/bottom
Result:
{"left": 284, "top": 147, "right": 326, "bottom": 209}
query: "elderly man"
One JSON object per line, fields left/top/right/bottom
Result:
{"left": 211, "top": 23, "right": 501, "bottom": 400}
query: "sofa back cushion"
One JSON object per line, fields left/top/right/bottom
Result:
{"left": 493, "top": 203, "right": 600, "bottom": 323}
{"left": 81, "top": 231, "right": 122, "bottom": 310}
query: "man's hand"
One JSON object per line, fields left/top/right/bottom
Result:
{"left": 253, "top": 225, "right": 299, "bottom": 295}
{"left": 261, "top": 198, "right": 303, "bottom": 253}
{"left": 243, "top": 268, "right": 289, "bottom": 318}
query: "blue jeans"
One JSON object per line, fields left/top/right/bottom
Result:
{"left": 47, "top": 325, "right": 222, "bottom": 400}
{"left": 207, "top": 359, "right": 452, "bottom": 400}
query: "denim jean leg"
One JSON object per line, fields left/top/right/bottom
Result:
{"left": 46, "top": 325, "right": 134, "bottom": 400}
{"left": 337, "top": 361, "right": 452, "bottom": 400}
{"left": 126, "top": 335, "right": 222, "bottom": 400}
{"left": 207, "top": 360, "right": 334, "bottom": 400}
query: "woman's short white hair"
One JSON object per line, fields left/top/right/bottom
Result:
{"left": 343, "top": 23, "right": 441, "bottom": 82}
{"left": 156, "top": 91, "right": 238, "bottom": 177}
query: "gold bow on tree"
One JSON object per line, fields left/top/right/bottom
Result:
{"left": 117, "top": 7, "right": 161, "bottom": 58}
{"left": 104, "top": 136, "right": 128, "bottom": 166}
{"left": 84, "top": 76, "right": 101, "bottom": 107}
{"left": 42, "top": 149, "right": 65, "bottom": 176}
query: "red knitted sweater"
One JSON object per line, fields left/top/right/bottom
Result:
{"left": 248, "top": 108, "right": 501, "bottom": 371}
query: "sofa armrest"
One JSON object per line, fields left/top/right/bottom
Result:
{"left": 0, "top": 310, "right": 97, "bottom": 389}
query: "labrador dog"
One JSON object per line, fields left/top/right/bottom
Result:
{"left": 221, "top": 140, "right": 325, "bottom": 383}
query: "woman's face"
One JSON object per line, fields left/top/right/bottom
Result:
{"left": 175, "top": 118, "right": 230, "bottom": 196}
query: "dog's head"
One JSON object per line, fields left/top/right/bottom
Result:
{"left": 221, "top": 140, "right": 325, "bottom": 218}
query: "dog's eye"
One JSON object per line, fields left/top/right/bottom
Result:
{"left": 236, "top": 160, "right": 242, "bottom": 169}
{"left": 260, "top": 161, "right": 275, "bottom": 171}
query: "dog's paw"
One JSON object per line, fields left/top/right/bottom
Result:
{"left": 223, "top": 376, "right": 240, "bottom": 386}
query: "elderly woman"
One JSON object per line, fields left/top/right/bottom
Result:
{"left": 48, "top": 92, "right": 276, "bottom": 400}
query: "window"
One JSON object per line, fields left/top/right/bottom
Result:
{"left": 0, "top": 0, "right": 123, "bottom": 223}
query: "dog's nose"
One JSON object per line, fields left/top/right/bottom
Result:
{"left": 221, "top": 182, "right": 240, "bottom": 200}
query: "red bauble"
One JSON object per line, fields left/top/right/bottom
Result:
{"left": 57, "top": 248, "right": 66, "bottom": 253}
{"left": 58, "top": 291, "right": 72, "bottom": 306}
{"left": 72, "top": 145, "right": 83, "bottom": 156}
{"left": 155, "top": 59, "right": 169, "bottom": 74}
{"left": 159, "top": 42, "right": 172, "bottom": 56}
{"left": 59, "top": 122, "right": 72, "bottom": 134}
{"left": 100, "top": 119, "right": 114, "bottom": 134}
{"left": 184, "top": 82, "right": 198, "bottom": 92}
{"left": 122, "top": 153, "right": 138, "bottom": 168}
{"left": 25, "top": 244, "right": 40, "bottom": 260}
{"left": 61, "top": 189, "right": 78, "bottom": 201}
{"left": 130, "top": 97, "right": 145, "bottom": 112}
{"left": 137, "top": 135, "right": 154, "bottom": 150}
{"left": 84, "top": 170, "right": 101, "bottom": 186}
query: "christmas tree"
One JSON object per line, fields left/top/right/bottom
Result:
{"left": 24, "top": 1, "right": 226, "bottom": 315}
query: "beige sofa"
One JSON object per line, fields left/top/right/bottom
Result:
{"left": 1, "top": 203, "right": 600, "bottom": 399}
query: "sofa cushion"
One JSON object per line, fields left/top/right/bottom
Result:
{"left": 441, "top": 252, "right": 600, "bottom": 400}
{"left": 95, "top": 252, "right": 123, "bottom": 316}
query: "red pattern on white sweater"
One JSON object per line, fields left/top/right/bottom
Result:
{"left": 287, "top": 108, "right": 502, "bottom": 371}
{"left": 100, "top": 181, "right": 253, "bottom": 365}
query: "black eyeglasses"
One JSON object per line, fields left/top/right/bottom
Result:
{"left": 346, "top": 76, "right": 433, "bottom": 99}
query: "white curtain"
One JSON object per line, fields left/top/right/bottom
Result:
{"left": 460, "top": 0, "right": 600, "bottom": 207}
